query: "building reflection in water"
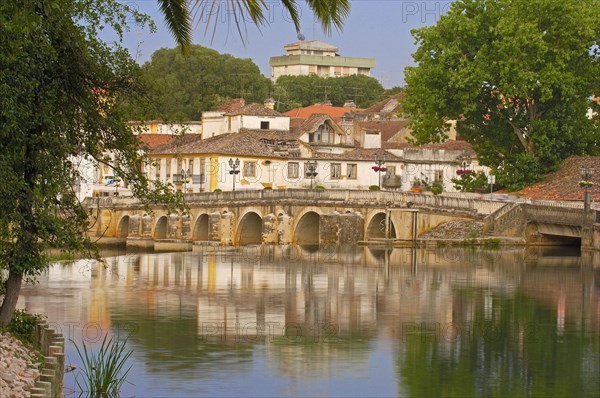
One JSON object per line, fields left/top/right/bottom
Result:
{"left": 17, "top": 245, "right": 600, "bottom": 397}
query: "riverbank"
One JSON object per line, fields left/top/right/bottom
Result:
{"left": 0, "top": 333, "right": 41, "bottom": 397}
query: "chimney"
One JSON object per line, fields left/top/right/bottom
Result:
{"left": 322, "top": 99, "right": 332, "bottom": 106}
{"left": 343, "top": 100, "right": 357, "bottom": 108}
{"left": 264, "top": 97, "right": 276, "bottom": 110}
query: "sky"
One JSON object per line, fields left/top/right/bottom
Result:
{"left": 117, "top": 1, "right": 455, "bottom": 88}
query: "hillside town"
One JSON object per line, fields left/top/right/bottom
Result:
{"left": 77, "top": 55, "right": 487, "bottom": 200}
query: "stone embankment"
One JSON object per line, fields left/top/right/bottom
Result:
{"left": 0, "top": 333, "right": 41, "bottom": 398}
{"left": 420, "top": 220, "right": 484, "bottom": 240}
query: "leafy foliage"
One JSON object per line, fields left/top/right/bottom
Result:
{"left": 451, "top": 171, "right": 489, "bottom": 193}
{"left": 0, "top": 0, "right": 183, "bottom": 326}
{"left": 1, "top": 310, "right": 45, "bottom": 344}
{"left": 273, "top": 74, "right": 386, "bottom": 112}
{"left": 72, "top": 334, "right": 133, "bottom": 396}
{"left": 403, "top": 0, "right": 600, "bottom": 189}
{"left": 134, "top": 45, "right": 272, "bottom": 120}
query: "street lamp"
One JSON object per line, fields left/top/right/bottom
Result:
{"left": 180, "top": 168, "right": 191, "bottom": 192}
{"left": 306, "top": 160, "right": 318, "bottom": 189}
{"left": 372, "top": 152, "right": 387, "bottom": 189}
{"left": 228, "top": 158, "right": 240, "bottom": 191}
{"left": 579, "top": 165, "right": 595, "bottom": 211}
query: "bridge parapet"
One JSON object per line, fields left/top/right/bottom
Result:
{"left": 85, "top": 189, "right": 506, "bottom": 215}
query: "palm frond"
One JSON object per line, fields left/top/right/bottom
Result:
{"left": 158, "top": 0, "right": 193, "bottom": 52}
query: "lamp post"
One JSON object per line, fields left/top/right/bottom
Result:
{"left": 306, "top": 160, "right": 318, "bottom": 189}
{"left": 180, "top": 168, "right": 191, "bottom": 193}
{"left": 372, "top": 152, "right": 387, "bottom": 189}
{"left": 228, "top": 158, "right": 240, "bottom": 191}
{"left": 579, "top": 165, "right": 595, "bottom": 211}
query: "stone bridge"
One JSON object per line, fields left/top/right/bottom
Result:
{"left": 84, "top": 190, "right": 600, "bottom": 251}
{"left": 483, "top": 202, "right": 600, "bottom": 250}
{"left": 85, "top": 189, "right": 503, "bottom": 250}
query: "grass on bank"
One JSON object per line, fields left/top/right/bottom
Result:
{"left": 71, "top": 334, "right": 134, "bottom": 396}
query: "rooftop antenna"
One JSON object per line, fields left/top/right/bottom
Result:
{"left": 231, "top": 73, "right": 252, "bottom": 99}
{"left": 346, "top": 87, "right": 364, "bottom": 103}
{"left": 316, "top": 85, "right": 332, "bottom": 104}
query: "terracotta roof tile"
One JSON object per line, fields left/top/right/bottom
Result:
{"left": 284, "top": 104, "right": 363, "bottom": 118}
{"left": 357, "top": 120, "right": 410, "bottom": 143}
{"left": 312, "top": 148, "right": 402, "bottom": 162}
{"left": 151, "top": 129, "right": 299, "bottom": 158}
{"left": 137, "top": 134, "right": 178, "bottom": 150}
{"left": 216, "top": 98, "right": 245, "bottom": 112}
{"left": 360, "top": 93, "right": 404, "bottom": 114}
{"left": 225, "top": 102, "right": 283, "bottom": 117}
{"left": 516, "top": 156, "right": 600, "bottom": 201}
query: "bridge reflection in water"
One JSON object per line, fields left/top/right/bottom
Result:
{"left": 18, "top": 246, "right": 600, "bottom": 397}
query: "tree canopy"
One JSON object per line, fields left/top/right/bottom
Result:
{"left": 136, "top": 45, "right": 272, "bottom": 120}
{"left": 402, "top": 0, "right": 600, "bottom": 190}
{"left": 274, "top": 74, "right": 386, "bottom": 112}
{"left": 0, "top": 0, "right": 180, "bottom": 326}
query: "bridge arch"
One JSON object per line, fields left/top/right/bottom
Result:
{"left": 293, "top": 210, "right": 321, "bottom": 245}
{"left": 236, "top": 211, "right": 263, "bottom": 245}
{"left": 193, "top": 214, "right": 210, "bottom": 241}
{"left": 154, "top": 216, "right": 168, "bottom": 239}
{"left": 366, "top": 212, "right": 396, "bottom": 240}
{"left": 116, "top": 215, "right": 130, "bottom": 238}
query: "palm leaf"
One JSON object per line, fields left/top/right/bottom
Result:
{"left": 158, "top": 0, "right": 193, "bottom": 52}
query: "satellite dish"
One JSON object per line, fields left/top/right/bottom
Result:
{"left": 297, "top": 33, "right": 305, "bottom": 41}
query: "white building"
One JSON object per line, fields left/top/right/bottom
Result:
{"left": 269, "top": 40, "right": 376, "bottom": 82}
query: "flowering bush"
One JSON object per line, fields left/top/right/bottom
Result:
{"left": 372, "top": 166, "right": 387, "bottom": 172}
{"left": 579, "top": 180, "right": 594, "bottom": 188}
{"left": 456, "top": 169, "right": 472, "bottom": 176}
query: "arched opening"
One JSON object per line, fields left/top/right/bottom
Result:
{"left": 193, "top": 214, "right": 210, "bottom": 241}
{"left": 237, "top": 212, "right": 263, "bottom": 245}
{"left": 154, "top": 216, "right": 168, "bottom": 240}
{"left": 117, "top": 216, "right": 129, "bottom": 238}
{"left": 294, "top": 211, "right": 320, "bottom": 245}
{"left": 366, "top": 213, "right": 396, "bottom": 239}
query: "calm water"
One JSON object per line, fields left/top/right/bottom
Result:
{"left": 18, "top": 245, "right": 600, "bottom": 397}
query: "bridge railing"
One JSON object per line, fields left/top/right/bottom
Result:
{"left": 86, "top": 189, "right": 508, "bottom": 215}
{"left": 93, "top": 189, "right": 597, "bottom": 217}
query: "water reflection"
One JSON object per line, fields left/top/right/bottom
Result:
{"left": 18, "top": 246, "right": 600, "bottom": 397}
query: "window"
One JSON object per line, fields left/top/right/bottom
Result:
{"left": 243, "top": 161, "right": 256, "bottom": 177}
{"left": 287, "top": 162, "right": 299, "bottom": 179}
{"left": 165, "top": 158, "right": 171, "bottom": 180}
{"left": 435, "top": 170, "right": 444, "bottom": 182}
{"left": 347, "top": 164, "right": 357, "bottom": 179}
{"left": 330, "top": 163, "right": 341, "bottom": 179}
{"left": 260, "top": 121, "right": 270, "bottom": 130}
{"left": 154, "top": 159, "right": 161, "bottom": 180}
{"left": 386, "top": 166, "right": 396, "bottom": 176}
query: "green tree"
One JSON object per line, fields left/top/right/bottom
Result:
{"left": 138, "top": 45, "right": 272, "bottom": 120}
{"left": 403, "top": 0, "right": 600, "bottom": 190}
{"left": 0, "top": 0, "right": 180, "bottom": 326}
{"left": 274, "top": 74, "right": 385, "bottom": 112}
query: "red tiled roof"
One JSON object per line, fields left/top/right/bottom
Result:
{"left": 285, "top": 104, "right": 362, "bottom": 118}
{"left": 311, "top": 148, "right": 402, "bottom": 162}
{"left": 357, "top": 120, "right": 410, "bottom": 143}
{"left": 137, "top": 134, "right": 178, "bottom": 150}
{"left": 290, "top": 114, "right": 346, "bottom": 138}
{"left": 361, "top": 93, "right": 404, "bottom": 114}
{"left": 151, "top": 130, "right": 298, "bottom": 158}
{"left": 216, "top": 98, "right": 245, "bottom": 112}
{"left": 225, "top": 102, "right": 283, "bottom": 117}
{"left": 516, "top": 156, "right": 600, "bottom": 201}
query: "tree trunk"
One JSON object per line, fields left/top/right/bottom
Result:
{"left": 0, "top": 270, "right": 24, "bottom": 327}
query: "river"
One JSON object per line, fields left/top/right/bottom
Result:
{"left": 17, "top": 245, "right": 600, "bottom": 397}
